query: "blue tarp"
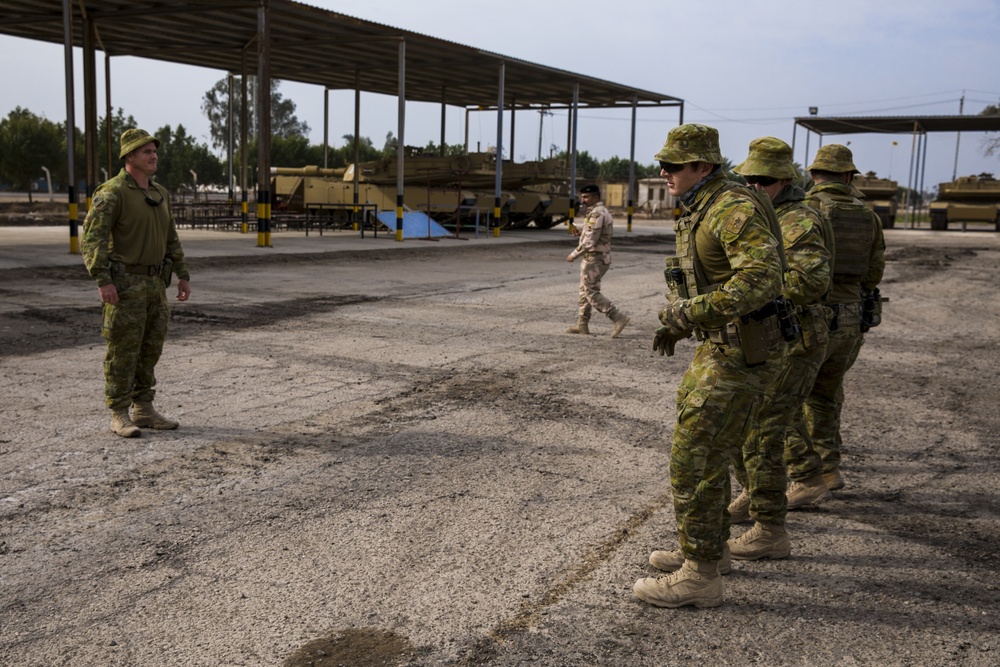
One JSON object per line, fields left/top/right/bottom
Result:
{"left": 375, "top": 211, "right": 451, "bottom": 238}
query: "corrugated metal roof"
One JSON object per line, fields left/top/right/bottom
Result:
{"left": 0, "top": 0, "right": 683, "bottom": 110}
{"left": 795, "top": 115, "right": 1000, "bottom": 135}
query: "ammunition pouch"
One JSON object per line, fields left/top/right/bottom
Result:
{"left": 663, "top": 257, "right": 690, "bottom": 300}
{"left": 798, "top": 303, "right": 830, "bottom": 349}
{"left": 860, "top": 287, "right": 883, "bottom": 333}
{"left": 695, "top": 309, "right": 783, "bottom": 367}
{"left": 828, "top": 302, "right": 861, "bottom": 332}
{"left": 159, "top": 257, "right": 173, "bottom": 288}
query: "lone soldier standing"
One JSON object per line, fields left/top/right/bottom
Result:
{"left": 635, "top": 124, "right": 785, "bottom": 609}
{"left": 565, "top": 184, "right": 630, "bottom": 337}
{"left": 728, "top": 137, "right": 834, "bottom": 538}
{"left": 82, "top": 128, "right": 192, "bottom": 438}
{"left": 786, "top": 144, "right": 885, "bottom": 491}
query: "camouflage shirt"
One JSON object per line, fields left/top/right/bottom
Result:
{"left": 570, "top": 201, "right": 613, "bottom": 263}
{"left": 772, "top": 184, "right": 832, "bottom": 306}
{"left": 82, "top": 168, "right": 189, "bottom": 287}
{"left": 677, "top": 173, "right": 783, "bottom": 329}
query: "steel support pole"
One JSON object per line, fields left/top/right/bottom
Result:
{"left": 493, "top": 62, "right": 505, "bottom": 237}
{"left": 62, "top": 0, "right": 79, "bottom": 254}
{"left": 395, "top": 39, "right": 406, "bottom": 242}
{"left": 628, "top": 95, "right": 637, "bottom": 233}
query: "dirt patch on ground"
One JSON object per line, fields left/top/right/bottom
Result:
{"left": 1, "top": 234, "right": 999, "bottom": 666}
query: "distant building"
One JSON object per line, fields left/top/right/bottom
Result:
{"left": 637, "top": 177, "right": 675, "bottom": 216}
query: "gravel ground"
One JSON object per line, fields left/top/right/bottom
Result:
{"left": 1, "top": 227, "right": 998, "bottom": 666}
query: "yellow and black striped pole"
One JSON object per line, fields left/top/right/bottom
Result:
{"left": 395, "top": 193, "right": 404, "bottom": 242}
{"left": 257, "top": 188, "right": 272, "bottom": 247}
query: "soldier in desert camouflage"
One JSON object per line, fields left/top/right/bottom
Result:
{"left": 564, "top": 184, "right": 630, "bottom": 338}
{"left": 82, "top": 128, "right": 191, "bottom": 438}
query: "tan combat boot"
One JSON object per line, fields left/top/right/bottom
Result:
{"left": 132, "top": 401, "right": 179, "bottom": 430}
{"left": 823, "top": 469, "right": 846, "bottom": 491}
{"left": 565, "top": 317, "right": 590, "bottom": 335}
{"left": 728, "top": 490, "right": 751, "bottom": 524}
{"left": 728, "top": 521, "right": 791, "bottom": 561}
{"left": 633, "top": 559, "right": 723, "bottom": 608}
{"left": 110, "top": 409, "right": 141, "bottom": 438}
{"left": 649, "top": 543, "right": 732, "bottom": 575}
{"left": 787, "top": 474, "right": 833, "bottom": 509}
{"left": 610, "top": 310, "right": 630, "bottom": 338}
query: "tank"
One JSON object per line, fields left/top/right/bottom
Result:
{"left": 929, "top": 173, "right": 1000, "bottom": 231}
{"left": 271, "top": 149, "right": 572, "bottom": 231}
{"left": 852, "top": 172, "right": 899, "bottom": 229}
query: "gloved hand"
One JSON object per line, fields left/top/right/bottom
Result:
{"left": 658, "top": 300, "right": 693, "bottom": 336}
{"left": 653, "top": 326, "right": 693, "bottom": 356}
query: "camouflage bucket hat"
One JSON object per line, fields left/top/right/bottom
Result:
{"left": 807, "top": 143, "right": 859, "bottom": 174}
{"left": 119, "top": 128, "right": 160, "bottom": 158}
{"left": 733, "top": 136, "right": 798, "bottom": 180}
{"left": 653, "top": 123, "right": 723, "bottom": 164}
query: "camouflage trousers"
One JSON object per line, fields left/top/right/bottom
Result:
{"left": 671, "top": 338, "right": 783, "bottom": 562}
{"left": 101, "top": 274, "right": 170, "bottom": 410}
{"left": 781, "top": 334, "right": 830, "bottom": 482}
{"left": 731, "top": 333, "right": 828, "bottom": 523}
{"left": 575, "top": 254, "right": 617, "bottom": 319}
{"left": 791, "top": 323, "right": 865, "bottom": 474}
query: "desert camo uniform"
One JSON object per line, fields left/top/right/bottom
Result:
{"left": 568, "top": 198, "right": 626, "bottom": 323}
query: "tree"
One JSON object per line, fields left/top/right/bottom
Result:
{"left": 201, "top": 76, "right": 310, "bottom": 153}
{"left": 153, "top": 124, "right": 224, "bottom": 191}
{"left": 95, "top": 108, "right": 139, "bottom": 178}
{"left": 980, "top": 104, "right": 1000, "bottom": 158}
{"left": 0, "top": 107, "right": 63, "bottom": 203}
{"left": 554, "top": 150, "right": 600, "bottom": 179}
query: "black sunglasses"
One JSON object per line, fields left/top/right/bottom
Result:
{"left": 658, "top": 161, "right": 687, "bottom": 174}
{"left": 744, "top": 175, "right": 779, "bottom": 186}
{"left": 141, "top": 187, "right": 164, "bottom": 207}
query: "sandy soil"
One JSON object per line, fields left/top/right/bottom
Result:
{"left": 1, "top": 229, "right": 998, "bottom": 666}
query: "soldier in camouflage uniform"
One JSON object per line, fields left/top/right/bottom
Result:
{"left": 728, "top": 137, "right": 835, "bottom": 539}
{"left": 565, "top": 184, "right": 630, "bottom": 337}
{"left": 82, "top": 128, "right": 192, "bottom": 438}
{"left": 785, "top": 144, "right": 885, "bottom": 491}
{"left": 634, "top": 124, "right": 785, "bottom": 609}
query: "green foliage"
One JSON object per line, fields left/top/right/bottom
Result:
{"left": 0, "top": 107, "right": 63, "bottom": 203}
{"left": 201, "top": 76, "right": 310, "bottom": 153}
{"left": 95, "top": 108, "right": 140, "bottom": 177}
{"left": 153, "top": 124, "right": 225, "bottom": 190}
{"left": 980, "top": 104, "right": 1000, "bottom": 158}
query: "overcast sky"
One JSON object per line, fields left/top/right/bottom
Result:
{"left": 2, "top": 0, "right": 999, "bottom": 191}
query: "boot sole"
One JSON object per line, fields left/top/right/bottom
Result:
{"left": 730, "top": 547, "right": 791, "bottom": 561}
{"left": 132, "top": 420, "right": 179, "bottom": 430}
{"left": 634, "top": 591, "right": 724, "bottom": 608}
{"left": 787, "top": 491, "right": 833, "bottom": 510}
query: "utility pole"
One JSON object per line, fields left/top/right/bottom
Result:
{"left": 952, "top": 92, "right": 964, "bottom": 181}
{"left": 537, "top": 109, "right": 552, "bottom": 161}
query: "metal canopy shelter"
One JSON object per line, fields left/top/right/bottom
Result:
{"left": 793, "top": 114, "right": 1000, "bottom": 226}
{"left": 0, "top": 0, "right": 683, "bottom": 247}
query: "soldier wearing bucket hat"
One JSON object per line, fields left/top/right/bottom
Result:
{"left": 784, "top": 143, "right": 885, "bottom": 494}
{"left": 634, "top": 124, "right": 787, "bottom": 610}
{"left": 726, "top": 137, "right": 835, "bottom": 557}
{"left": 82, "top": 128, "right": 192, "bottom": 438}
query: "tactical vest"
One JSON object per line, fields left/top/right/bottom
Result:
{"left": 808, "top": 189, "right": 874, "bottom": 282}
{"left": 673, "top": 179, "right": 788, "bottom": 296}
